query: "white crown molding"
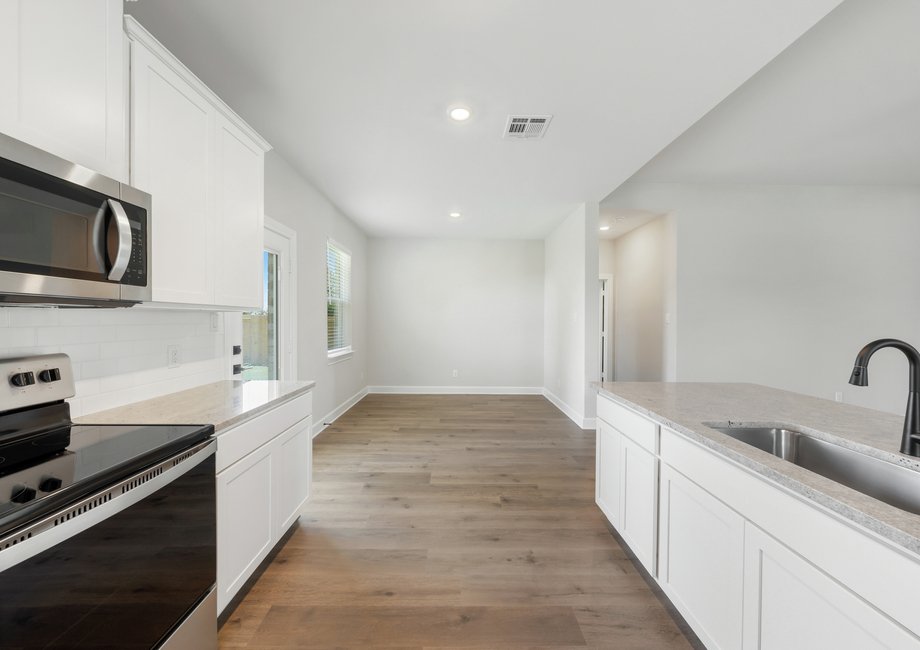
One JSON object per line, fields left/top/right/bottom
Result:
{"left": 124, "top": 14, "right": 271, "bottom": 152}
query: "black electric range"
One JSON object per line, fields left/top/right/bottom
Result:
{"left": 0, "top": 353, "right": 218, "bottom": 650}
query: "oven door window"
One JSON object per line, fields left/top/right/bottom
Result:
{"left": 0, "top": 454, "right": 216, "bottom": 649}
{"left": 0, "top": 157, "right": 116, "bottom": 283}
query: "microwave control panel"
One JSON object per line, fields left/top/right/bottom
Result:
{"left": 119, "top": 203, "right": 147, "bottom": 287}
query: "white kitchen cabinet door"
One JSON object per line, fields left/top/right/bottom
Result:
{"left": 0, "top": 0, "right": 126, "bottom": 180}
{"left": 743, "top": 523, "right": 919, "bottom": 650}
{"left": 213, "top": 111, "right": 264, "bottom": 310}
{"left": 217, "top": 442, "right": 275, "bottom": 614}
{"left": 618, "top": 435, "right": 658, "bottom": 575}
{"left": 595, "top": 420, "right": 621, "bottom": 527}
{"left": 658, "top": 463, "right": 744, "bottom": 650}
{"left": 275, "top": 416, "right": 313, "bottom": 537}
{"left": 129, "top": 38, "right": 215, "bottom": 305}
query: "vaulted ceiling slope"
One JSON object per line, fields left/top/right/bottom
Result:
{"left": 625, "top": 0, "right": 920, "bottom": 186}
{"left": 127, "top": 1, "right": 843, "bottom": 238}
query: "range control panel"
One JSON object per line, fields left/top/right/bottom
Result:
{"left": 0, "top": 353, "right": 75, "bottom": 412}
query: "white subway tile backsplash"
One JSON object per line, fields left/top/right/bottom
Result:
{"left": 58, "top": 310, "right": 102, "bottom": 327}
{"left": 98, "top": 340, "right": 134, "bottom": 359}
{"left": 59, "top": 343, "right": 101, "bottom": 363}
{"left": 0, "top": 307, "right": 231, "bottom": 417}
{"left": 3, "top": 328, "right": 35, "bottom": 348}
{"left": 81, "top": 358, "right": 120, "bottom": 379}
{"left": 36, "top": 326, "right": 81, "bottom": 346}
{"left": 9, "top": 309, "right": 59, "bottom": 327}
{"left": 83, "top": 325, "right": 117, "bottom": 344}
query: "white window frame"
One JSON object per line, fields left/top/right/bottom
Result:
{"left": 326, "top": 237, "right": 353, "bottom": 365}
{"left": 265, "top": 217, "right": 297, "bottom": 380}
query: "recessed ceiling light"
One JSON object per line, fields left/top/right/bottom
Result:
{"left": 449, "top": 212, "right": 461, "bottom": 218}
{"left": 449, "top": 106, "right": 472, "bottom": 121}
{"left": 599, "top": 226, "right": 610, "bottom": 231}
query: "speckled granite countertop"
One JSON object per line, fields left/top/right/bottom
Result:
{"left": 75, "top": 380, "right": 315, "bottom": 434}
{"left": 592, "top": 381, "right": 920, "bottom": 555}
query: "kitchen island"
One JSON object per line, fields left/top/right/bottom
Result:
{"left": 593, "top": 381, "right": 920, "bottom": 650}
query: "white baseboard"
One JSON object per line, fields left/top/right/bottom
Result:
{"left": 367, "top": 386, "right": 544, "bottom": 395}
{"left": 542, "top": 388, "right": 595, "bottom": 430}
{"left": 312, "top": 386, "right": 369, "bottom": 438}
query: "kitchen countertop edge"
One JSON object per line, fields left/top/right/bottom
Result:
{"left": 75, "top": 380, "right": 316, "bottom": 434}
{"left": 592, "top": 381, "right": 920, "bottom": 558}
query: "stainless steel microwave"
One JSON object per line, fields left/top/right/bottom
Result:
{"left": 0, "top": 132, "right": 151, "bottom": 306}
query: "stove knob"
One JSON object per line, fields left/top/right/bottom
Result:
{"left": 10, "top": 372, "right": 35, "bottom": 387}
{"left": 38, "top": 368, "right": 61, "bottom": 383}
{"left": 39, "top": 475, "right": 63, "bottom": 492}
{"left": 10, "top": 484, "right": 36, "bottom": 503}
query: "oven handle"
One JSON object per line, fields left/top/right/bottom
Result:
{"left": 0, "top": 438, "right": 215, "bottom": 572}
{"left": 106, "top": 198, "right": 133, "bottom": 282}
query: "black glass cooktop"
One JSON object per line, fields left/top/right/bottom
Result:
{"left": 0, "top": 422, "right": 213, "bottom": 536}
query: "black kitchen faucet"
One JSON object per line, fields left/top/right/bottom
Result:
{"left": 849, "top": 338, "right": 920, "bottom": 456}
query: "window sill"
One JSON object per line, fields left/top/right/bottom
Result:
{"left": 327, "top": 348, "right": 354, "bottom": 365}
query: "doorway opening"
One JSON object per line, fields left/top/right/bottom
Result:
{"left": 242, "top": 218, "right": 297, "bottom": 380}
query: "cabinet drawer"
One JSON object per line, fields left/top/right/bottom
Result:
{"left": 216, "top": 392, "right": 312, "bottom": 472}
{"left": 597, "top": 395, "right": 658, "bottom": 453}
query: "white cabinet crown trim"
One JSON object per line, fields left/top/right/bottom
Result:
{"left": 123, "top": 15, "right": 271, "bottom": 153}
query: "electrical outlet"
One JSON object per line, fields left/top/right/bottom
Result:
{"left": 210, "top": 313, "right": 220, "bottom": 332}
{"left": 835, "top": 392, "right": 844, "bottom": 403}
{"left": 167, "top": 345, "right": 181, "bottom": 368}
{"left": 453, "top": 369, "right": 458, "bottom": 378}
{"left": 665, "top": 313, "right": 670, "bottom": 324}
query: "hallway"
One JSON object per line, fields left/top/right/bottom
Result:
{"left": 218, "top": 394, "right": 694, "bottom": 648}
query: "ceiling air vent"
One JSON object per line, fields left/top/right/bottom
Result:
{"left": 503, "top": 115, "right": 553, "bottom": 139}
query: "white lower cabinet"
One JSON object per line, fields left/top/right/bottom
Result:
{"left": 595, "top": 421, "right": 621, "bottom": 525}
{"left": 596, "top": 393, "right": 920, "bottom": 650}
{"left": 658, "top": 464, "right": 744, "bottom": 650}
{"left": 217, "top": 441, "right": 275, "bottom": 613}
{"left": 595, "top": 414, "right": 658, "bottom": 576}
{"left": 743, "top": 523, "right": 917, "bottom": 650}
{"left": 619, "top": 435, "right": 658, "bottom": 575}
{"left": 215, "top": 397, "right": 313, "bottom": 614}
{"left": 276, "top": 417, "right": 314, "bottom": 537}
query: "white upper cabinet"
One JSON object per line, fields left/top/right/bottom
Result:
{"left": 0, "top": 0, "right": 126, "bottom": 181}
{"left": 213, "top": 112, "right": 264, "bottom": 309}
{"left": 130, "top": 38, "right": 215, "bottom": 305}
{"left": 125, "top": 16, "right": 270, "bottom": 309}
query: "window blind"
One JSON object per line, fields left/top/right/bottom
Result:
{"left": 327, "top": 241, "right": 351, "bottom": 352}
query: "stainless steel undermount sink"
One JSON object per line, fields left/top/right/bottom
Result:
{"left": 706, "top": 425, "right": 920, "bottom": 516}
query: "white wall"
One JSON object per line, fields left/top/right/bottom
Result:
{"left": 264, "top": 151, "right": 368, "bottom": 433}
{"left": 613, "top": 213, "right": 678, "bottom": 381}
{"left": 0, "top": 307, "right": 228, "bottom": 418}
{"left": 606, "top": 182, "right": 920, "bottom": 415}
{"left": 543, "top": 203, "right": 599, "bottom": 427}
{"left": 366, "top": 239, "right": 543, "bottom": 391}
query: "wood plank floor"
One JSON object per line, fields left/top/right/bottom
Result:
{"left": 219, "top": 394, "right": 696, "bottom": 649}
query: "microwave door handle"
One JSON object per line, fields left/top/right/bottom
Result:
{"left": 106, "top": 199, "right": 132, "bottom": 282}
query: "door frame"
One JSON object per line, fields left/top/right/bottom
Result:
{"left": 599, "top": 273, "right": 613, "bottom": 382}
{"left": 264, "top": 217, "right": 297, "bottom": 380}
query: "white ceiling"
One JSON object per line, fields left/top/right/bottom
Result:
{"left": 599, "top": 209, "right": 667, "bottom": 240}
{"left": 625, "top": 0, "right": 920, "bottom": 186}
{"left": 126, "top": 0, "right": 843, "bottom": 238}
